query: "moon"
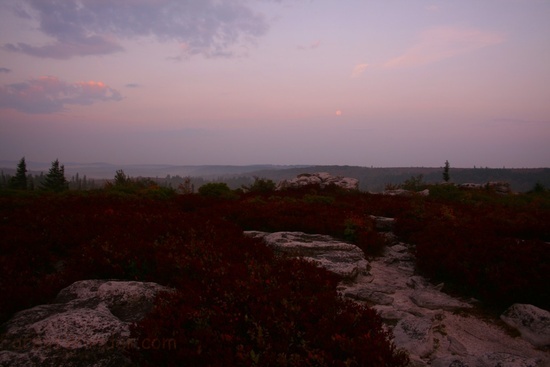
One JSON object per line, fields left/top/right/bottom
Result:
{"left": 335, "top": 110, "right": 342, "bottom": 116}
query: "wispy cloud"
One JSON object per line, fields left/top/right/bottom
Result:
{"left": 125, "top": 83, "right": 141, "bottom": 89}
{"left": 3, "top": 36, "right": 123, "bottom": 60}
{"left": 4, "top": 0, "right": 269, "bottom": 59}
{"left": 0, "top": 67, "right": 11, "bottom": 73}
{"left": 0, "top": 76, "right": 122, "bottom": 114}
{"left": 383, "top": 27, "right": 504, "bottom": 69}
{"left": 351, "top": 63, "right": 369, "bottom": 78}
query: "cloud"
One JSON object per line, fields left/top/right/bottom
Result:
{"left": 125, "top": 83, "right": 141, "bottom": 89}
{"left": 4, "top": 0, "right": 269, "bottom": 59}
{"left": 351, "top": 63, "right": 369, "bottom": 78}
{"left": 383, "top": 27, "right": 504, "bottom": 69}
{"left": 0, "top": 67, "right": 11, "bottom": 73}
{"left": 0, "top": 76, "right": 122, "bottom": 114}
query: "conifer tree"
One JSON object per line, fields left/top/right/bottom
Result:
{"left": 40, "top": 159, "right": 69, "bottom": 192}
{"left": 9, "top": 157, "right": 28, "bottom": 190}
{"left": 443, "top": 160, "right": 451, "bottom": 182}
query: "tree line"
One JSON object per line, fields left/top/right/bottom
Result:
{"left": 0, "top": 157, "right": 98, "bottom": 192}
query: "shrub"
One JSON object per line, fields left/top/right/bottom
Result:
{"left": 198, "top": 182, "right": 236, "bottom": 199}
{"left": 0, "top": 192, "right": 408, "bottom": 366}
{"left": 130, "top": 235, "right": 408, "bottom": 366}
{"left": 243, "top": 177, "right": 276, "bottom": 193}
{"left": 394, "top": 193, "right": 550, "bottom": 309}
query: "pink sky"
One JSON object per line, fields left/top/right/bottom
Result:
{"left": 1, "top": 0, "right": 549, "bottom": 167}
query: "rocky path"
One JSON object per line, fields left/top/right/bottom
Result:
{"left": 247, "top": 221, "right": 550, "bottom": 367}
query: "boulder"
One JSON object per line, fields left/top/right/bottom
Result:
{"left": 0, "top": 280, "right": 171, "bottom": 367}
{"left": 370, "top": 215, "right": 395, "bottom": 232}
{"left": 276, "top": 172, "right": 359, "bottom": 190}
{"left": 245, "top": 231, "right": 368, "bottom": 279}
{"left": 500, "top": 304, "right": 550, "bottom": 347}
{"left": 486, "top": 181, "right": 512, "bottom": 194}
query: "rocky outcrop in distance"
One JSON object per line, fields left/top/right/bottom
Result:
{"left": 458, "top": 181, "right": 512, "bottom": 194}
{"left": 276, "top": 172, "right": 359, "bottom": 190}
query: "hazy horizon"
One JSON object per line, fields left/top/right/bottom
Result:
{"left": 1, "top": 1, "right": 549, "bottom": 168}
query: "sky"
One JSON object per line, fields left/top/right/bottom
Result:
{"left": 1, "top": 0, "right": 549, "bottom": 168}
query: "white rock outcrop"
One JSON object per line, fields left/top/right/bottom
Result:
{"left": 246, "top": 224, "right": 550, "bottom": 367}
{"left": 246, "top": 231, "right": 368, "bottom": 279}
{"left": 276, "top": 172, "right": 359, "bottom": 190}
{"left": 500, "top": 303, "right": 550, "bottom": 348}
{"left": 0, "top": 279, "right": 170, "bottom": 367}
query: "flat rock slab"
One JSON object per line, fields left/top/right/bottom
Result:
{"left": 245, "top": 231, "right": 368, "bottom": 279}
{"left": 0, "top": 279, "right": 170, "bottom": 367}
{"left": 500, "top": 304, "right": 550, "bottom": 348}
{"left": 410, "top": 289, "right": 473, "bottom": 311}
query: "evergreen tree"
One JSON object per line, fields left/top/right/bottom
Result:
{"left": 9, "top": 157, "right": 28, "bottom": 190}
{"left": 27, "top": 174, "right": 35, "bottom": 190}
{"left": 443, "top": 160, "right": 451, "bottom": 182}
{"left": 40, "top": 159, "right": 69, "bottom": 192}
{"left": 114, "top": 169, "right": 130, "bottom": 186}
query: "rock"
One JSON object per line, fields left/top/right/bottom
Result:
{"left": 276, "top": 172, "right": 359, "bottom": 190}
{"left": 247, "top": 230, "right": 549, "bottom": 366}
{"left": 393, "top": 316, "right": 435, "bottom": 358}
{"left": 500, "top": 304, "right": 550, "bottom": 347}
{"left": 0, "top": 280, "right": 171, "bottom": 367}
{"left": 486, "top": 181, "right": 512, "bottom": 194}
{"left": 246, "top": 231, "right": 368, "bottom": 279}
{"left": 382, "top": 189, "right": 415, "bottom": 196}
{"left": 410, "top": 289, "right": 472, "bottom": 311}
{"left": 370, "top": 215, "right": 395, "bottom": 232}
{"left": 431, "top": 356, "right": 477, "bottom": 367}
{"left": 446, "top": 335, "right": 468, "bottom": 356}
{"left": 344, "top": 287, "right": 395, "bottom": 306}
{"left": 476, "top": 352, "right": 543, "bottom": 367}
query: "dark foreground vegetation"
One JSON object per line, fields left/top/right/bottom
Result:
{"left": 1, "top": 177, "right": 549, "bottom": 365}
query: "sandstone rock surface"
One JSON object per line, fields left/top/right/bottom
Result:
{"left": 0, "top": 279, "right": 170, "bottom": 367}
{"left": 501, "top": 303, "right": 550, "bottom": 348}
{"left": 246, "top": 225, "right": 550, "bottom": 367}
{"left": 246, "top": 231, "right": 368, "bottom": 279}
{"left": 276, "top": 172, "right": 359, "bottom": 190}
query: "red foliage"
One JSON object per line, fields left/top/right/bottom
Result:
{"left": 2, "top": 186, "right": 548, "bottom": 364}
{"left": 394, "top": 196, "right": 550, "bottom": 309}
{"left": 0, "top": 192, "right": 408, "bottom": 366}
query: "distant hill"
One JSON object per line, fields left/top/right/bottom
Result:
{"left": 1, "top": 161, "right": 548, "bottom": 192}
{"left": 0, "top": 161, "right": 310, "bottom": 180}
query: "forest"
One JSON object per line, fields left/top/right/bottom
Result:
{"left": 1, "top": 159, "right": 549, "bottom": 366}
{"left": 2, "top": 158, "right": 550, "bottom": 193}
